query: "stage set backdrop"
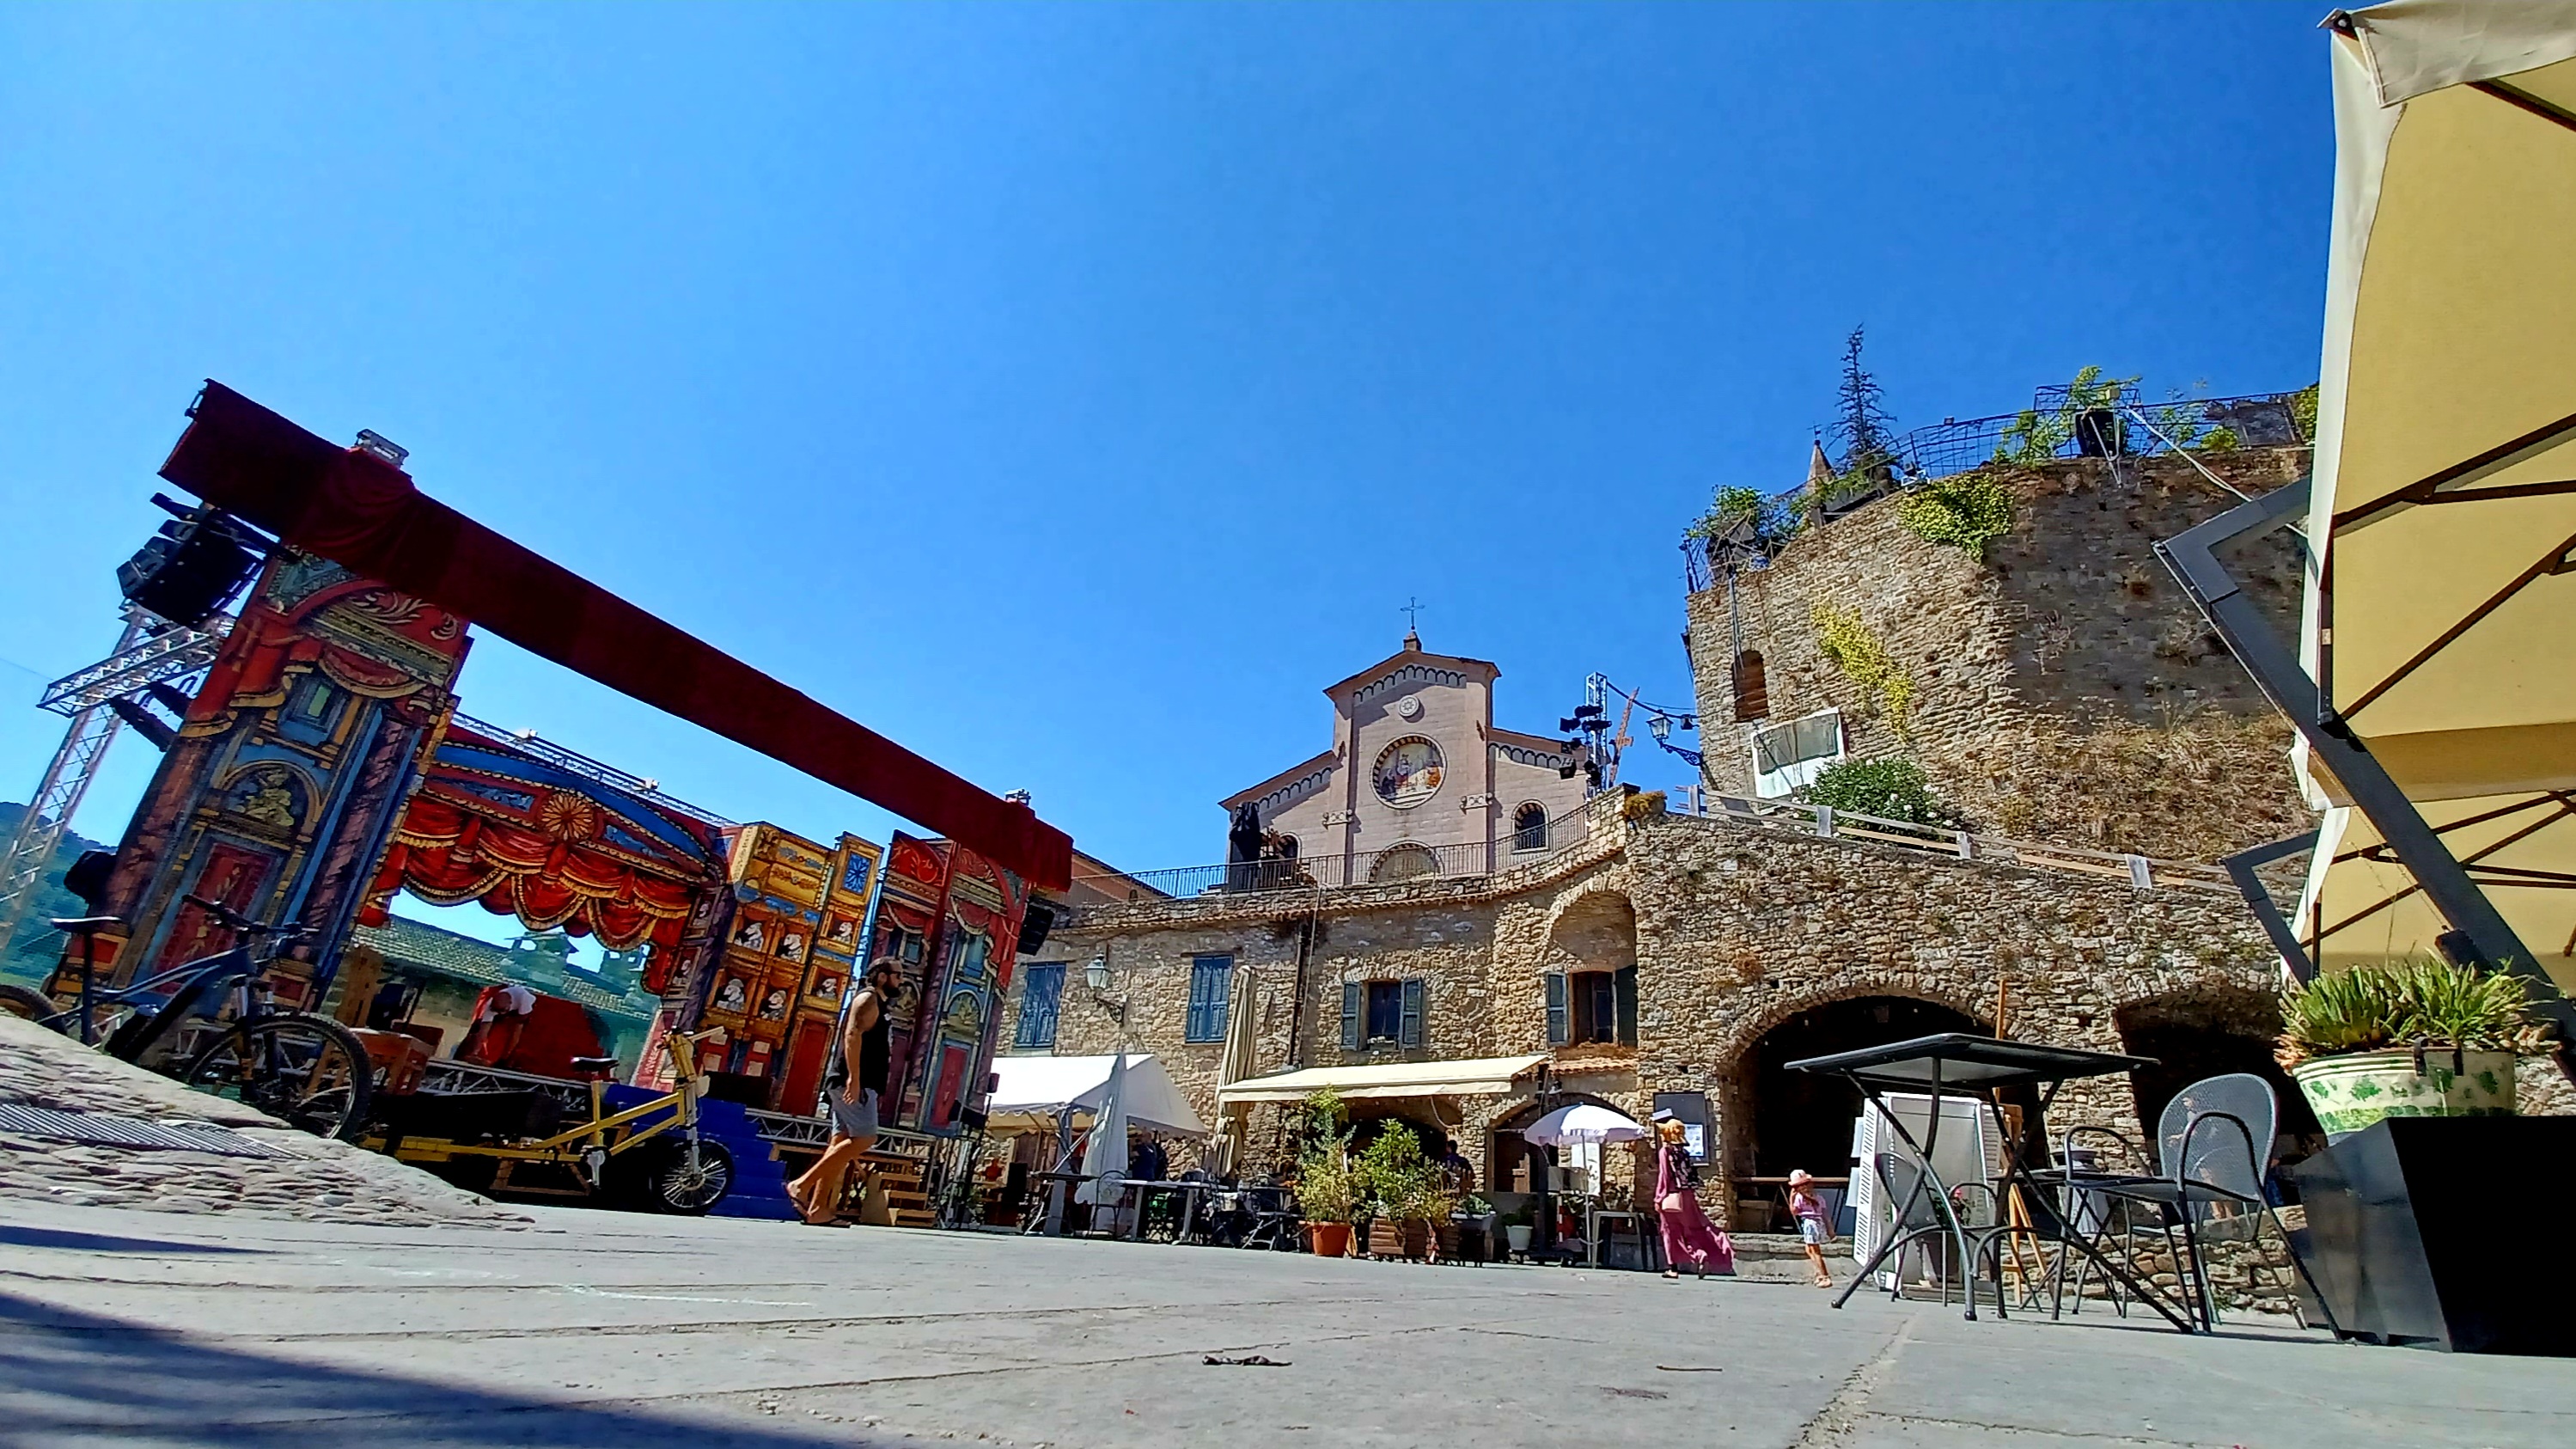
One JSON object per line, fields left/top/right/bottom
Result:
{"left": 76, "top": 547, "right": 1023, "bottom": 1128}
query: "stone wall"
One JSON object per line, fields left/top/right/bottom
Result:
{"left": 1683, "top": 449, "right": 2314, "bottom": 860}
{"left": 1008, "top": 798, "right": 2289, "bottom": 1226}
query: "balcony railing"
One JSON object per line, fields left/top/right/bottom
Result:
{"left": 1662, "top": 786, "right": 2232, "bottom": 894}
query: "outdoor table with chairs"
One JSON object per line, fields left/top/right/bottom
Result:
{"left": 1786, "top": 1031, "right": 2311, "bottom": 1333}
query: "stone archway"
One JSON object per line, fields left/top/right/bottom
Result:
{"left": 1720, "top": 994, "right": 1987, "bottom": 1228}
{"left": 1488, "top": 1090, "right": 1633, "bottom": 1196}
{"left": 2115, "top": 987, "right": 2319, "bottom": 1159}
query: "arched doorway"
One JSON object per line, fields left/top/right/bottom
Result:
{"left": 1727, "top": 995, "right": 1987, "bottom": 1222}
{"left": 2116, "top": 993, "right": 2321, "bottom": 1165}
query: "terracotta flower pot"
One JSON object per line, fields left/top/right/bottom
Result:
{"left": 1304, "top": 1220, "right": 1352, "bottom": 1257}
{"left": 2290, "top": 1048, "right": 2518, "bottom": 1140}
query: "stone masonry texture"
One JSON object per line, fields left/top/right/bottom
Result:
{"left": 1684, "top": 449, "right": 2315, "bottom": 860}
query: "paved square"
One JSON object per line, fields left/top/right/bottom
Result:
{"left": 2, "top": 1199, "right": 2568, "bottom": 1448}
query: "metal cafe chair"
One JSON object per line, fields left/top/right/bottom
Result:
{"left": 2156, "top": 1073, "right": 2276, "bottom": 1225}
{"left": 1868, "top": 1152, "right": 2013, "bottom": 1311}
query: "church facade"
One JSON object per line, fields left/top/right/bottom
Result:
{"left": 1221, "top": 631, "right": 1587, "bottom": 887}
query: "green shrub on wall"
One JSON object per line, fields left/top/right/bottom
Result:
{"left": 1802, "top": 757, "right": 1951, "bottom": 827}
{"left": 1896, "top": 471, "right": 2014, "bottom": 559}
{"left": 1811, "top": 602, "right": 1915, "bottom": 735}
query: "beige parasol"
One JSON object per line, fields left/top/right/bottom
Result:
{"left": 2292, "top": 2, "right": 2576, "bottom": 991}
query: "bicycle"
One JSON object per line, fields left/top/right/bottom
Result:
{"left": 1, "top": 897, "right": 375, "bottom": 1141}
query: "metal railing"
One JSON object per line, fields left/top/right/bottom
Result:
{"left": 445, "top": 712, "right": 736, "bottom": 827}
{"left": 1067, "top": 798, "right": 1621, "bottom": 904}
{"left": 1682, "top": 388, "right": 2310, "bottom": 593}
{"left": 1662, "top": 789, "right": 2233, "bottom": 895}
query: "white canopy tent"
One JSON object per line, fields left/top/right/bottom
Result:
{"left": 986, "top": 1053, "right": 1208, "bottom": 1136}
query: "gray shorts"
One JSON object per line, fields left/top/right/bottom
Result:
{"left": 829, "top": 1087, "right": 880, "bottom": 1141}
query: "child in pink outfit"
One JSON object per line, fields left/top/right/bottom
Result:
{"left": 1788, "top": 1168, "right": 1833, "bottom": 1287}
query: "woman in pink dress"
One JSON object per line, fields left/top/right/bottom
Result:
{"left": 1651, "top": 1109, "right": 1734, "bottom": 1280}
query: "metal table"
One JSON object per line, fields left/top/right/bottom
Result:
{"left": 1786, "top": 1032, "right": 2191, "bottom": 1329}
{"left": 1584, "top": 1208, "right": 1660, "bottom": 1271}
{"left": 1111, "top": 1178, "right": 1222, "bottom": 1243}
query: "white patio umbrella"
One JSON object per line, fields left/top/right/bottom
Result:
{"left": 1519, "top": 1103, "right": 1649, "bottom": 1146}
{"left": 1074, "top": 1051, "right": 1130, "bottom": 1209}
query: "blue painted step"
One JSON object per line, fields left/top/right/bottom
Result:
{"left": 601, "top": 1085, "right": 799, "bottom": 1220}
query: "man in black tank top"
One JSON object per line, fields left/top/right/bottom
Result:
{"left": 788, "top": 957, "right": 898, "bottom": 1225}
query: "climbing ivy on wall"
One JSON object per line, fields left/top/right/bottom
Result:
{"left": 1895, "top": 471, "right": 2014, "bottom": 560}
{"left": 1810, "top": 602, "right": 1915, "bottom": 736}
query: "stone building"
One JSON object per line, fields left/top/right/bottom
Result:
{"left": 1006, "top": 784, "right": 2288, "bottom": 1228}
{"left": 1683, "top": 449, "right": 2317, "bottom": 861}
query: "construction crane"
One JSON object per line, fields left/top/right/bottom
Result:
{"left": 0, "top": 610, "right": 229, "bottom": 960}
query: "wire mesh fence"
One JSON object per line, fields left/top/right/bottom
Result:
{"left": 1683, "top": 387, "right": 2312, "bottom": 591}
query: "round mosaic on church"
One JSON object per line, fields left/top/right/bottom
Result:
{"left": 1373, "top": 736, "right": 1444, "bottom": 809}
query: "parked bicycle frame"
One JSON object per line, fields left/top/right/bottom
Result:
{"left": 1, "top": 896, "right": 375, "bottom": 1140}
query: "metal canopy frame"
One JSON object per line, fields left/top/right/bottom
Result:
{"left": 2153, "top": 479, "right": 2576, "bottom": 1047}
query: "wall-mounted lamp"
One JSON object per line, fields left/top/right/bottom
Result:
{"left": 1085, "top": 952, "right": 1126, "bottom": 1024}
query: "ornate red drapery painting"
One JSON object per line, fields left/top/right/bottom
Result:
{"left": 359, "top": 720, "right": 732, "bottom": 993}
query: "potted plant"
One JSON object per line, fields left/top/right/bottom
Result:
{"left": 1357, "top": 1122, "right": 1441, "bottom": 1260}
{"left": 1295, "top": 1089, "right": 1358, "bottom": 1256}
{"left": 2279, "top": 955, "right": 2554, "bottom": 1140}
{"left": 1502, "top": 1206, "right": 1535, "bottom": 1256}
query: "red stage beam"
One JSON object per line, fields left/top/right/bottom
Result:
{"left": 159, "top": 382, "right": 1071, "bottom": 891}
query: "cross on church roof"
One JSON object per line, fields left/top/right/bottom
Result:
{"left": 1400, "top": 596, "right": 1425, "bottom": 650}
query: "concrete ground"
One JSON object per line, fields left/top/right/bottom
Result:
{"left": 4, "top": 1198, "right": 2570, "bottom": 1449}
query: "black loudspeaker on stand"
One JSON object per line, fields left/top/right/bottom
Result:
{"left": 1016, "top": 902, "right": 1056, "bottom": 957}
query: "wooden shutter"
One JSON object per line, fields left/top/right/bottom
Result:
{"left": 1340, "top": 981, "right": 1363, "bottom": 1050}
{"left": 1399, "top": 978, "right": 1425, "bottom": 1048}
{"left": 1187, "top": 956, "right": 1232, "bottom": 1042}
{"left": 1731, "top": 650, "right": 1768, "bottom": 722}
{"left": 1544, "top": 972, "right": 1568, "bottom": 1046}
{"left": 1615, "top": 964, "right": 1639, "bottom": 1047}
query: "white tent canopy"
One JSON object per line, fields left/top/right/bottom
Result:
{"left": 986, "top": 1053, "right": 1207, "bottom": 1136}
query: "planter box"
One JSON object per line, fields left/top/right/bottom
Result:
{"left": 2291, "top": 1048, "right": 2517, "bottom": 1140}
{"left": 1304, "top": 1221, "right": 1352, "bottom": 1258}
{"left": 1367, "top": 1220, "right": 1430, "bottom": 1259}
{"left": 2286, "top": 1116, "right": 2576, "bottom": 1355}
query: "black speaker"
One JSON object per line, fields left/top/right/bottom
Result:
{"left": 117, "top": 498, "right": 262, "bottom": 627}
{"left": 1016, "top": 900, "right": 1056, "bottom": 956}
{"left": 958, "top": 1105, "right": 989, "bottom": 1132}
{"left": 62, "top": 849, "right": 115, "bottom": 911}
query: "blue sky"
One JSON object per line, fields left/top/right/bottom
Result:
{"left": 1, "top": 2, "right": 2335, "bottom": 942}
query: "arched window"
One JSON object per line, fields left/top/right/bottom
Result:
{"left": 1511, "top": 803, "right": 1548, "bottom": 853}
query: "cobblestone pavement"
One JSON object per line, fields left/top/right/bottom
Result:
{"left": 0, "top": 1013, "right": 528, "bottom": 1229}
{"left": 3, "top": 1195, "right": 2571, "bottom": 1449}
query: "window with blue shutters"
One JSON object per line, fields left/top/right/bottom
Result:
{"left": 1340, "top": 981, "right": 1363, "bottom": 1050}
{"left": 1016, "top": 963, "right": 1065, "bottom": 1049}
{"left": 1545, "top": 973, "right": 1569, "bottom": 1046}
{"left": 1185, "top": 954, "right": 1234, "bottom": 1042}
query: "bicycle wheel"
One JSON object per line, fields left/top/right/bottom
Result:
{"left": 0, "top": 984, "right": 53, "bottom": 1021}
{"left": 181, "top": 1014, "right": 375, "bottom": 1141}
{"left": 625, "top": 1138, "right": 733, "bottom": 1214}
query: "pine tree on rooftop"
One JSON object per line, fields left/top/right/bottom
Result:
{"left": 1830, "top": 324, "right": 1898, "bottom": 483}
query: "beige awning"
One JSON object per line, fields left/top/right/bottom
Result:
{"left": 1214, "top": 1055, "right": 1550, "bottom": 1106}
{"left": 2294, "top": 3, "right": 2576, "bottom": 975}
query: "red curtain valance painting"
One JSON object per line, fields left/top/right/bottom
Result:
{"left": 359, "top": 724, "right": 733, "bottom": 993}
{"left": 367, "top": 796, "right": 694, "bottom": 952}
